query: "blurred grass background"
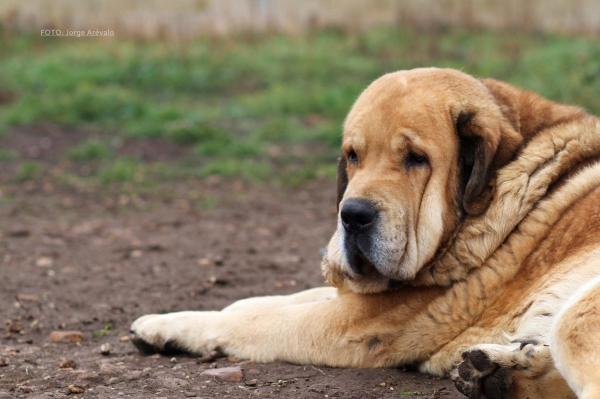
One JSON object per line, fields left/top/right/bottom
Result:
{"left": 0, "top": 0, "right": 599, "bottom": 192}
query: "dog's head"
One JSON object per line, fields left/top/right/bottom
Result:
{"left": 323, "top": 68, "right": 585, "bottom": 293}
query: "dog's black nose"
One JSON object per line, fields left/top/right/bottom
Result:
{"left": 341, "top": 199, "right": 377, "bottom": 233}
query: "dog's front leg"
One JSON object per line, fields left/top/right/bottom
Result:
{"left": 130, "top": 291, "right": 401, "bottom": 368}
{"left": 221, "top": 286, "right": 337, "bottom": 312}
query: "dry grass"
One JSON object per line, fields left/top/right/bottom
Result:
{"left": 1, "top": 0, "right": 599, "bottom": 39}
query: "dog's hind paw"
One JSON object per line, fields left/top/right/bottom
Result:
{"left": 450, "top": 347, "right": 510, "bottom": 399}
{"left": 450, "top": 340, "right": 553, "bottom": 399}
{"left": 450, "top": 339, "right": 553, "bottom": 399}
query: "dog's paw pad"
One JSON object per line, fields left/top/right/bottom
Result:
{"left": 130, "top": 332, "right": 161, "bottom": 354}
{"left": 130, "top": 333, "right": 188, "bottom": 355}
{"left": 462, "top": 349, "right": 496, "bottom": 374}
{"left": 451, "top": 347, "right": 510, "bottom": 399}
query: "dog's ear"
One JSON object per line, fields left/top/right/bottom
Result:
{"left": 453, "top": 86, "right": 524, "bottom": 215}
{"left": 481, "top": 78, "right": 587, "bottom": 142}
{"left": 336, "top": 155, "right": 348, "bottom": 211}
{"left": 455, "top": 111, "right": 499, "bottom": 216}
{"left": 456, "top": 79, "right": 587, "bottom": 216}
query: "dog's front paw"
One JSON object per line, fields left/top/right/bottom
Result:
{"left": 130, "top": 314, "right": 174, "bottom": 354}
{"left": 130, "top": 312, "right": 216, "bottom": 355}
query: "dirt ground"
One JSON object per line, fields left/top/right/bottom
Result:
{"left": 0, "top": 129, "right": 464, "bottom": 399}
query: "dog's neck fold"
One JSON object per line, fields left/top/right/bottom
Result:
{"left": 415, "top": 117, "right": 600, "bottom": 286}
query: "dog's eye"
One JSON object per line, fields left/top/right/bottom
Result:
{"left": 347, "top": 150, "right": 358, "bottom": 164}
{"left": 406, "top": 151, "right": 428, "bottom": 168}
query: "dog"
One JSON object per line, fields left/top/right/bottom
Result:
{"left": 131, "top": 68, "right": 600, "bottom": 399}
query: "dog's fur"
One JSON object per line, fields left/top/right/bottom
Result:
{"left": 131, "top": 68, "right": 600, "bottom": 399}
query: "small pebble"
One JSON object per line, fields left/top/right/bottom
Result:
{"left": 197, "top": 258, "right": 210, "bottom": 266}
{"left": 148, "top": 243, "right": 167, "bottom": 251}
{"left": 100, "top": 343, "right": 111, "bottom": 356}
{"left": 0, "top": 358, "right": 9, "bottom": 367}
{"left": 68, "top": 384, "right": 85, "bottom": 394}
{"left": 119, "top": 336, "right": 129, "bottom": 342}
{"left": 16, "top": 294, "right": 39, "bottom": 302}
{"left": 236, "top": 360, "right": 256, "bottom": 366}
{"left": 59, "top": 359, "right": 76, "bottom": 369}
{"left": 8, "top": 321, "right": 23, "bottom": 333}
{"left": 130, "top": 250, "right": 143, "bottom": 258}
{"left": 36, "top": 256, "right": 54, "bottom": 267}
{"left": 200, "top": 366, "right": 243, "bottom": 382}
{"left": 245, "top": 379, "right": 258, "bottom": 387}
{"left": 197, "top": 350, "right": 221, "bottom": 363}
{"left": 49, "top": 331, "right": 84, "bottom": 343}
{"left": 8, "top": 228, "right": 30, "bottom": 237}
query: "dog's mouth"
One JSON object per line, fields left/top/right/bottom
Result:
{"left": 342, "top": 229, "right": 410, "bottom": 288}
{"left": 342, "top": 231, "right": 374, "bottom": 276}
{"left": 350, "top": 250, "right": 376, "bottom": 275}
{"left": 345, "top": 248, "right": 406, "bottom": 289}
{"left": 345, "top": 238, "right": 386, "bottom": 279}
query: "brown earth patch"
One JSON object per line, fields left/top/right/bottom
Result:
{"left": 0, "top": 127, "right": 462, "bottom": 398}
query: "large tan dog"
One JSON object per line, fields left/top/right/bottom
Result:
{"left": 131, "top": 68, "right": 600, "bottom": 399}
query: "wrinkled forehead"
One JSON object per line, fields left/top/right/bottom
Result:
{"left": 343, "top": 70, "right": 462, "bottom": 149}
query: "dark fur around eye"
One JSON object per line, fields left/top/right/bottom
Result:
{"left": 347, "top": 150, "right": 358, "bottom": 163}
{"left": 406, "top": 151, "right": 429, "bottom": 169}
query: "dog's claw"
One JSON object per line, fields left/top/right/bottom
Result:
{"left": 511, "top": 337, "right": 540, "bottom": 351}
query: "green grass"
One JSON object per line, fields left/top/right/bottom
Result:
{"left": 0, "top": 27, "right": 599, "bottom": 185}
{"left": 67, "top": 140, "right": 113, "bottom": 160}
{"left": 0, "top": 148, "right": 16, "bottom": 160}
{"left": 98, "top": 157, "right": 143, "bottom": 184}
{"left": 92, "top": 321, "right": 112, "bottom": 338}
{"left": 16, "top": 161, "right": 41, "bottom": 181}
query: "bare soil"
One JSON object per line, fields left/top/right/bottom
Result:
{"left": 0, "top": 129, "right": 463, "bottom": 399}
